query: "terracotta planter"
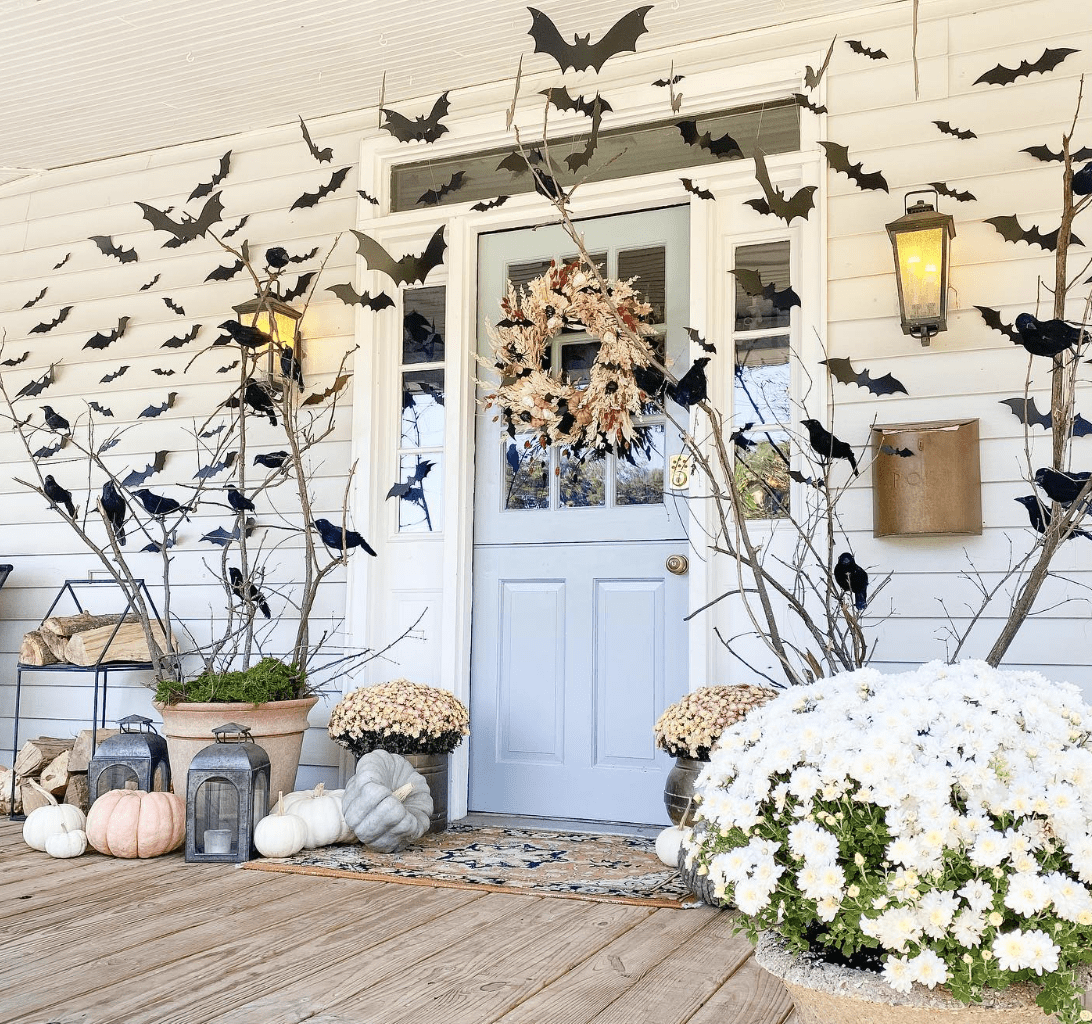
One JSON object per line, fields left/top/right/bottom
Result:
{"left": 153, "top": 696, "right": 318, "bottom": 809}
{"left": 664, "top": 755, "right": 706, "bottom": 825}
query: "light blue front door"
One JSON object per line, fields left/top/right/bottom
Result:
{"left": 470, "top": 206, "right": 691, "bottom": 825}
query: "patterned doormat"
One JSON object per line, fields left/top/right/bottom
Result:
{"left": 241, "top": 823, "right": 691, "bottom": 907}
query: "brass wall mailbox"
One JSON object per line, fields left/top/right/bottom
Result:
{"left": 872, "top": 419, "right": 982, "bottom": 537}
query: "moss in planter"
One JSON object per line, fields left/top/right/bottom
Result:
{"left": 154, "top": 657, "right": 307, "bottom": 705}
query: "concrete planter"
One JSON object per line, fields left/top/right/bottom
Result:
{"left": 664, "top": 755, "right": 706, "bottom": 825}
{"left": 153, "top": 696, "right": 319, "bottom": 809}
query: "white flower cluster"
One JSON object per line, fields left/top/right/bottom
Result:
{"left": 685, "top": 660, "right": 1092, "bottom": 1014}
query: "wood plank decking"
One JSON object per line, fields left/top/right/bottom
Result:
{"left": 0, "top": 819, "right": 795, "bottom": 1024}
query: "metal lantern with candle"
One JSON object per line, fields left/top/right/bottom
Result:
{"left": 88, "top": 714, "right": 171, "bottom": 802}
{"left": 232, "top": 292, "right": 303, "bottom": 388}
{"left": 185, "top": 723, "right": 270, "bottom": 864}
{"left": 885, "top": 189, "right": 956, "bottom": 346}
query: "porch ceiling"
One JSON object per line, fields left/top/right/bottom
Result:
{"left": 1, "top": 0, "right": 904, "bottom": 186}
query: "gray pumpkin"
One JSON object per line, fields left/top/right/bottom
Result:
{"left": 342, "top": 750, "right": 433, "bottom": 852}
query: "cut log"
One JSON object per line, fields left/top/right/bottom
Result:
{"left": 40, "top": 749, "right": 70, "bottom": 795}
{"left": 19, "top": 630, "right": 60, "bottom": 666}
{"left": 21, "top": 778, "right": 56, "bottom": 814}
{"left": 0, "top": 766, "right": 21, "bottom": 813}
{"left": 15, "top": 737, "right": 75, "bottom": 778}
{"left": 42, "top": 610, "right": 130, "bottom": 638}
{"left": 70, "top": 727, "right": 120, "bottom": 772}
{"left": 63, "top": 620, "right": 174, "bottom": 667}
{"left": 63, "top": 773, "right": 89, "bottom": 813}
{"left": 39, "top": 628, "right": 70, "bottom": 663}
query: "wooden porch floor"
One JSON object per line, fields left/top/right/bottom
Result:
{"left": 0, "top": 819, "right": 794, "bottom": 1024}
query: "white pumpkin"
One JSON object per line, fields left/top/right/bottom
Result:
{"left": 287, "top": 783, "right": 344, "bottom": 848}
{"left": 23, "top": 802, "right": 87, "bottom": 852}
{"left": 655, "top": 826, "right": 688, "bottom": 868}
{"left": 253, "top": 793, "right": 309, "bottom": 859}
{"left": 45, "top": 824, "right": 87, "bottom": 859}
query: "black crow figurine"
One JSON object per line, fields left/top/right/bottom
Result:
{"left": 42, "top": 405, "right": 70, "bottom": 434}
{"left": 43, "top": 475, "right": 76, "bottom": 518}
{"left": 801, "top": 419, "right": 859, "bottom": 476}
{"left": 100, "top": 479, "right": 128, "bottom": 544}
{"left": 280, "top": 345, "right": 305, "bottom": 390}
{"left": 254, "top": 451, "right": 290, "bottom": 470}
{"left": 1034, "top": 467, "right": 1091, "bottom": 506}
{"left": 834, "top": 551, "right": 869, "bottom": 610}
{"left": 229, "top": 567, "right": 271, "bottom": 618}
{"left": 1015, "top": 494, "right": 1092, "bottom": 540}
{"left": 1073, "top": 162, "right": 1092, "bottom": 197}
{"left": 132, "top": 488, "right": 187, "bottom": 518}
{"left": 1014, "top": 314, "right": 1084, "bottom": 357}
{"left": 313, "top": 517, "right": 377, "bottom": 556}
{"left": 243, "top": 379, "right": 278, "bottom": 425}
{"left": 219, "top": 319, "right": 273, "bottom": 350}
{"left": 227, "top": 488, "right": 256, "bottom": 513}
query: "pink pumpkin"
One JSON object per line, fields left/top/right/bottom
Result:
{"left": 85, "top": 790, "right": 186, "bottom": 859}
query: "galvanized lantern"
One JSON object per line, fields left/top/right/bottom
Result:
{"left": 185, "top": 723, "right": 270, "bottom": 864}
{"left": 88, "top": 714, "right": 171, "bottom": 802}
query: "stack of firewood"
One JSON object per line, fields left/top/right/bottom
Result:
{"left": 20, "top": 610, "right": 173, "bottom": 667}
{"left": 0, "top": 727, "right": 119, "bottom": 814}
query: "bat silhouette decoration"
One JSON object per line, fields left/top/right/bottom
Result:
{"left": 1, "top": 350, "right": 29, "bottom": 367}
{"left": 222, "top": 215, "right": 250, "bottom": 238}
{"left": 380, "top": 92, "right": 451, "bottom": 144}
{"left": 792, "top": 92, "right": 827, "bottom": 115}
{"left": 281, "top": 272, "right": 315, "bottom": 303}
{"left": 326, "top": 283, "right": 396, "bottom": 311}
{"left": 136, "top": 192, "right": 224, "bottom": 247}
{"left": 820, "top": 357, "right": 908, "bottom": 396}
{"left": 471, "top": 196, "right": 510, "bottom": 212}
{"left": 302, "top": 373, "right": 351, "bottom": 407}
{"left": 652, "top": 73, "right": 684, "bottom": 88}
{"left": 1021, "top": 143, "right": 1092, "bottom": 163}
{"left": 30, "top": 306, "right": 73, "bottom": 334}
{"left": 358, "top": 189, "right": 380, "bottom": 206}
{"left": 731, "top": 267, "right": 801, "bottom": 313}
{"left": 677, "top": 119, "right": 743, "bottom": 159}
{"left": 189, "top": 150, "right": 231, "bottom": 201}
{"left": 973, "top": 46, "right": 1078, "bottom": 87}
{"left": 163, "top": 297, "right": 186, "bottom": 315}
{"left": 194, "top": 451, "right": 238, "bottom": 480}
{"left": 985, "top": 214, "right": 1082, "bottom": 252}
{"left": 541, "top": 87, "right": 614, "bottom": 119}
{"left": 497, "top": 147, "right": 544, "bottom": 174}
{"left": 22, "top": 287, "right": 46, "bottom": 309}
{"left": 565, "top": 104, "right": 604, "bottom": 172}
{"left": 929, "top": 181, "right": 977, "bottom": 203}
{"left": 122, "top": 450, "right": 169, "bottom": 488}
{"left": 804, "top": 37, "right": 836, "bottom": 91}
{"left": 846, "top": 39, "right": 887, "bottom": 60}
{"left": 681, "top": 178, "right": 714, "bottom": 200}
{"left": 151, "top": 368, "right": 175, "bottom": 377}
{"left": 16, "top": 365, "right": 56, "bottom": 398}
{"left": 417, "top": 171, "right": 466, "bottom": 206}
{"left": 745, "top": 149, "right": 818, "bottom": 224}
{"left": 141, "top": 532, "right": 178, "bottom": 553}
{"left": 162, "top": 324, "right": 201, "bottom": 349}
{"left": 685, "top": 328, "right": 716, "bottom": 353}
{"left": 206, "top": 259, "right": 244, "bottom": 282}
{"left": 88, "top": 400, "right": 113, "bottom": 417}
{"left": 100, "top": 365, "right": 129, "bottom": 384}
{"left": 789, "top": 469, "right": 822, "bottom": 488}
{"left": 975, "top": 305, "right": 1022, "bottom": 344}
{"left": 217, "top": 360, "right": 240, "bottom": 374}
{"left": 34, "top": 437, "right": 68, "bottom": 460}
{"left": 201, "top": 526, "right": 239, "bottom": 547}
{"left": 819, "top": 141, "right": 889, "bottom": 192}
{"left": 527, "top": 6, "right": 652, "bottom": 73}
{"left": 879, "top": 445, "right": 915, "bottom": 458}
{"left": 352, "top": 224, "right": 446, "bottom": 286}
{"left": 999, "top": 396, "right": 1056, "bottom": 431}
{"left": 386, "top": 459, "right": 435, "bottom": 500}
{"left": 90, "top": 235, "right": 138, "bottom": 264}
{"left": 139, "top": 393, "right": 177, "bottom": 419}
{"left": 934, "top": 120, "right": 976, "bottom": 140}
{"left": 200, "top": 423, "right": 227, "bottom": 439}
{"left": 53, "top": 253, "right": 71, "bottom": 270}
{"left": 283, "top": 246, "right": 319, "bottom": 264}
{"left": 140, "top": 274, "right": 161, "bottom": 291}
{"left": 298, "top": 116, "right": 332, "bottom": 162}
{"left": 290, "top": 166, "right": 350, "bottom": 210}
{"left": 97, "top": 437, "right": 121, "bottom": 454}
{"left": 83, "top": 316, "right": 131, "bottom": 350}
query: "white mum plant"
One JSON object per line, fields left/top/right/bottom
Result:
{"left": 683, "top": 661, "right": 1092, "bottom": 1023}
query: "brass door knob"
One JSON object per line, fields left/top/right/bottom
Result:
{"left": 666, "top": 554, "right": 689, "bottom": 575}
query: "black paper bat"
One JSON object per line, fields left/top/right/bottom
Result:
{"left": 206, "top": 259, "right": 244, "bottom": 282}
{"left": 564, "top": 104, "right": 604, "bottom": 172}
{"left": 90, "top": 235, "right": 138, "bottom": 264}
{"left": 281, "top": 272, "right": 315, "bottom": 303}
{"left": 819, "top": 141, "right": 889, "bottom": 192}
{"left": 33, "top": 437, "right": 67, "bottom": 459}
{"left": 929, "top": 181, "right": 977, "bottom": 203}
{"left": 88, "top": 400, "right": 113, "bottom": 417}
{"left": 83, "top": 317, "right": 131, "bottom": 350}
{"left": 217, "top": 360, "right": 240, "bottom": 374}
{"left": 29, "top": 306, "right": 73, "bottom": 334}
{"left": 283, "top": 246, "right": 319, "bottom": 264}
{"left": 22, "top": 287, "right": 46, "bottom": 309}
{"left": 804, "top": 38, "right": 836, "bottom": 91}
{"left": 1, "top": 351, "right": 29, "bottom": 367}
{"left": 976, "top": 305, "right": 1022, "bottom": 344}
{"left": 151, "top": 368, "right": 176, "bottom": 377}
{"left": 541, "top": 87, "right": 614, "bottom": 119}
{"left": 791, "top": 92, "right": 827, "bottom": 115}
{"left": 1075, "top": 414, "right": 1092, "bottom": 438}
{"left": 821, "top": 357, "right": 908, "bottom": 396}
{"left": 789, "top": 468, "right": 822, "bottom": 488}
{"left": 652, "top": 73, "right": 684, "bottom": 87}
{"left": 1000, "top": 396, "right": 1053, "bottom": 429}
{"left": 1021, "top": 144, "right": 1092, "bottom": 163}
{"left": 417, "top": 171, "right": 466, "bottom": 206}
{"left": 122, "top": 451, "right": 169, "bottom": 487}
{"left": 847, "top": 39, "right": 887, "bottom": 60}
{"left": 985, "top": 214, "right": 1082, "bottom": 252}
{"left": 163, "top": 297, "right": 186, "bottom": 315}
{"left": 731, "top": 267, "right": 801, "bottom": 313}
{"left": 386, "top": 459, "right": 435, "bottom": 500}
{"left": 194, "top": 451, "right": 238, "bottom": 480}
{"left": 136, "top": 193, "right": 224, "bottom": 247}
{"left": 200, "top": 423, "right": 227, "bottom": 438}
{"left": 189, "top": 151, "right": 231, "bottom": 201}
{"left": 527, "top": 6, "right": 652, "bottom": 73}
{"left": 934, "top": 120, "right": 976, "bottom": 140}
{"left": 380, "top": 92, "right": 451, "bottom": 144}
{"left": 142, "top": 531, "right": 177, "bottom": 554}
{"left": 223, "top": 216, "right": 250, "bottom": 239}
{"left": 677, "top": 119, "right": 742, "bottom": 159}
{"left": 685, "top": 328, "right": 716, "bottom": 353}
{"left": 140, "top": 274, "right": 161, "bottom": 291}
{"left": 139, "top": 393, "right": 177, "bottom": 419}
{"left": 974, "top": 47, "right": 1078, "bottom": 87}
{"left": 201, "top": 526, "right": 239, "bottom": 547}
{"left": 745, "top": 149, "right": 817, "bottom": 224}
{"left": 358, "top": 189, "right": 380, "bottom": 206}
{"left": 290, "top": 167, "right": 350, "bottom": 211}
{"left": 326, "top": 283, "right": 396, "bottom": 311}
{"left": 302, "top": 373, "right": 350, "bottom": 406}
{"left": 53, "top": 252, "right": 71, "bottom": 270}
{"left": 878, "top": 445, "right": 915, "bottom": 458}
{"left": 352, "top": 224, "right": 446, "bottom": 287}
{"left": 471, "top": 196, "right": 510, "bottom": 212}
{"left": 162, "top": 324, "right": 201, "bottom": 349}
{"left": 100, "top": 365, "right": 129, "bottom": 384}
{"left": 497, "top": 148, "right": 543, "bottom": 174}
{"left": 298, "top": 116, "right": 332, "bottom": 162}
{"left": 16, "top": 365, "right": 55, "bottom": 398}
{"left": 681, "top": 178, "right": 714, "bottom": 200}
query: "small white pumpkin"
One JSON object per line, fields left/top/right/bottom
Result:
{"left": 286, "top": 783, "right": 345, "bottom": 848}
{"left": 23, "top": 800, "right": 86, "bottom": 852}
{"left": 45, "top": 824, "right": 87, "bottom": 859}
{"left": 655, "top": 825, "right": 688, "bottom": 868}
{"left": 254, "top": 793, "right": 309, "bottom": 859}
{"left": 342, "top": 750, "right": 432, "bottom": 853}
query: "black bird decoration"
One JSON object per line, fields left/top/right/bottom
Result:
{"left": 42, "top": 405, "right": 71, "bottom": 434}
{"left": 1034, "top": 467, "right": 1092, "bottom": 506}
{"left": 527, "top": 7, "right": 652, "bottom": 73}
{"left": 132, "top": 488, "right": 187, "bottom": 518}
{"left": 229, "top": 567, "right": 271, "bottom": 618}
{"left": 265, "top": 246, "right": 290, "bottom": 269}
{"left": 667, "top": 358, "right": 710, "bottom": 408}
{"left": 1073, "top": 163, "right": 1092, "bottom": 197}
{"left": 801, "top": 418, "right": 859, "bottom": 476}
{"left": 219, "top": 320, "right": 272, "bottom": 350}
{"left": 1015, "top": 495, "right": 1092, "bottom": 540}
{"left": 100, "top": 480, "right": 127, "bottom": 545}
{"left": 834, "top": 552, "right": 869, "bottom": 610}
{"left": 43, "top": 475, "right": 76, "bottom": 518}
{"left": 243, "top": 380, "right": 278, "bottom": 425}
{"left": 280, "top": 346, "right": 305, "bottom": 390}
{"left": 1014, "top": 314, "right": 1084, "bottom": 357}
{"left": 254, "top": 451, "right": 290, "bottom": 470}
{"left": 227, "top": 488, "right": 256, "bottom": 513}
{"left": 313, "top": 517, "right": 377, "bottom": 556}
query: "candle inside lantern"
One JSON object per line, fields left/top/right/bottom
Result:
{"left": 204, "top": 829, "right": 232, "bottom": 854}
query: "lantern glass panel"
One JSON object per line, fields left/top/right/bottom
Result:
{"left": 193, "top": 777, "right": 240, "bottom": 856}
{"left": 251, "top": 773, "right": 269, "bottom": 828}
{"left": 894, "top": 226, "right": 945, "bottom": 324}
{"left": 152, "top": 761, "right": 169, "bottom": 792}
{"left": 97, "top": 765, "right": 140, "bottom": 794}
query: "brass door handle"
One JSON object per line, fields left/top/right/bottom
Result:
{"left": 666, "top": 554, "right": 689, "bottom": 575}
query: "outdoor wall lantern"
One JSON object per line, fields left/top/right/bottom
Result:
{"left": 232, "top": 294, "right": 304, "bottom": 386}
{"left": 185, "top": 723, "right": 270, "bottom": 864}
{"left": 885, "top": 188, "right": 956, "bottom": 346}
{"left": 88, "top": 714, "right": 171, "bottom": 802}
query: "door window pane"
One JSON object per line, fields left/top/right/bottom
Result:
{"left": 559, "top": 451, "right": 606, "bottom": 508}
{"left": 734, "top": 432, "right": 790, "bottom": 520}
{"left": 733, "top": 240, "right": 794, "bottom": 332}
{"left": 403, "top": 287, "right": 446, "bottom": 364}
{"left": 503, "top": 437, "right": 549, "bottom": 510}
{"left": 506, "top": 259, "right": 553, "bottom": 293}
{"left": 396, "top": 455, "right": 442, "bottom": 532}
{"left": 616, "top": 424, "right": 665, "bottom": 506}
{"left": 734, "top": 335, "right": 789, "bottom": 429}
{"left": 618, "top": 246, "right": 667, "bottom": 323}
{"left": 401, "top": 369, "right": 445, "bottom": 447}
{"left": 561, "top": 340, "right": 600, "bottom": 384}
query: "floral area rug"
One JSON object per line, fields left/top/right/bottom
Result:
{"left": 241, "top": 823, "right": 690, "bottom": 907}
